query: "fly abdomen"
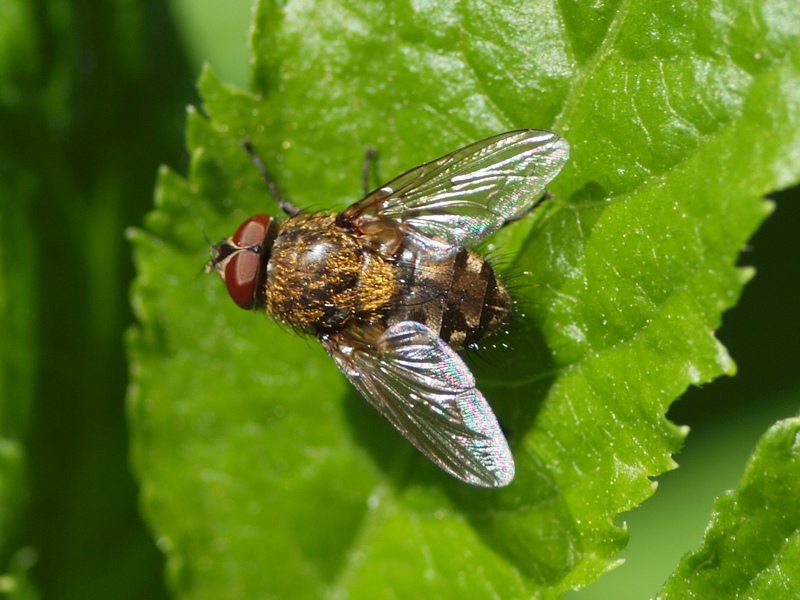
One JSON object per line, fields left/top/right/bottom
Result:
{"left": 389, "top": 248, "right": 511, "bottom": 350}
{"left": 440, "top": 250, "right": 510, "bottom": 349}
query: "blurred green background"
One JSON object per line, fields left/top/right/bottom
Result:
{"left": 0, "top": 0, "right": 797, "bottom": 598}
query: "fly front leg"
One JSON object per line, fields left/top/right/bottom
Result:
{"left": 361, "top": 146, "right": 378, "bottom": 197}
{"left": 241, "top": 139, "right": 302, "bottom": 216}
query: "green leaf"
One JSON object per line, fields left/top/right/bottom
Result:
{"left": 658, "top": 415, "right": 800, "bottom": 598}
{"left": 129, "top": 0, "right": 800, "bottom": 597}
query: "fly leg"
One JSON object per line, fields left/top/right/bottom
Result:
{"left": 241, "top": 139, "right": 302, "bottom": 216}
{"left": 503, "top": 191, "right": 552, "bottom": 225}
{"left": 361, "top": 146, "right": 378, "bottom": 196}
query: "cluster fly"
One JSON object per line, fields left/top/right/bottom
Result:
{"left": 207, "top": 130, "right": 570, "bottom": 487}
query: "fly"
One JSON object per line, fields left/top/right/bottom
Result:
{"left": 207, "top": 130, "right": 570, "bottom": 487}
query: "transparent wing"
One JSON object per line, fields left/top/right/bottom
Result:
{"left": 344, "top": 129, "right": 569, "bottom": 258}
{"left": 321, "top": 321, "right": 514, "bottom": 487}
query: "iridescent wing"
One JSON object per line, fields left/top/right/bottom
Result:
{"left": 343, "top": 129, "right": 569, "bottom": 259}
{"left": 320, "top": 321, "right": 515, "bottom": 487}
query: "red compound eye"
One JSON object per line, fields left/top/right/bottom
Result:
{"left": 219, "top": 214, "right": 275, "bottom": 310}
{"left": 224, "top": 250, "right": 261, "bottom": 309}
{"left": 232, "top": 214, "right": 271, "bottom": 249}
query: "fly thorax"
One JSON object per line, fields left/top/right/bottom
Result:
{"left": 265, "top": 214, "right": 396, "bottom": 333}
